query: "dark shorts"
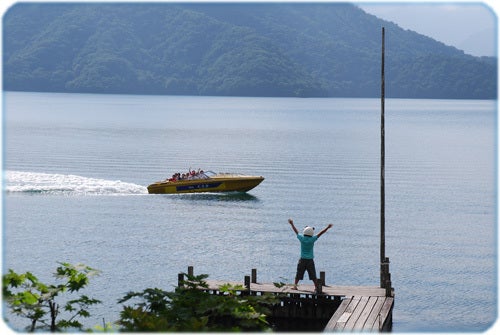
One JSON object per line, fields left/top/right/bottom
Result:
{"left": 295, "top": 258, "right": 317, "bottom": 280}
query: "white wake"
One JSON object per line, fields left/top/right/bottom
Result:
{"left": 4, "top": 171, "right": 148, "bottom": 195}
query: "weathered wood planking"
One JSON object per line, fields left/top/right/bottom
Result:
{"left": 324, "top": 295, "right": 394, "bottom": 332}
{"left": 181, "top": 269, "right": 393, "bottom": 332}
{"left": 204, "top": 280, "right": 386, "bottom": 297}
{"left": 353, "top": 296, "right": 378, "bottom": 330}
{"left": 203, "top": 279, "right": 393, "bottom": 331}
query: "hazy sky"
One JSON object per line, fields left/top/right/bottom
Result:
{"left": 357, "top": 2, "right": 497, "bottom": 57}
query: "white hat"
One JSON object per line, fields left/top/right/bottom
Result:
{"left": 303, "top": 226, "right": 314, "bottom": 236}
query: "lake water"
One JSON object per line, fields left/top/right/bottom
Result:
{"left": 2, "top": 92, "right": 497, "bottom": 332}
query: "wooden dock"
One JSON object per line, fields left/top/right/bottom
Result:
{"left": 180, "top": 267, "right": 394, "bottom": 332}
{"left": 204, "top": 280, "right": 394, "bottom": 332}
{"left": 324, "top": 295, "right": 394, "bottom": 332}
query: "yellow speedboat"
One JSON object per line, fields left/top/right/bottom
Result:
{"left": 147, "top": 171, "right": 264, "bottom": 194}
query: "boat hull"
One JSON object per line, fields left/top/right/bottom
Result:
{"left": 147, "top": 176, "right": 264, "bottom": 194}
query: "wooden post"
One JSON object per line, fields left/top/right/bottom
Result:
{"left": 251, "top": 268, "right": 257, "bottom": 283}
{"left": 385, "top": 275, "right": 392, "bottom": 297}
{"left": 382, "top": 257, "right": 392, "bottom": 296}
{"left": 188, "top": 266, "right": 194, "bottom": 277}
{"left": 320, "top": 271, "right": 326, "bottom": 286}
{"left": 380, "top": 26, "right": 386, "bottom": 289}
{"left": 178, "top": 273, "right": 184, "bottom": 287}
{"left": 244, "top": 275, "right": 251, "bottom": 291}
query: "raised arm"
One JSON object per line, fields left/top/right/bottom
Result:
{"left": 316, "top": 224, "right": 333, "bottom": 238}
{"left": 288, "top": 218, "right": 299, "bottom": 235}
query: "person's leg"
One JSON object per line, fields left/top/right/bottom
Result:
{"left": 306, "top": 260, "right": 320, "bottom": 292}
{"left": 293, "top": 259, "right": 306, "bottom": 289}
{"left": 292, "top": 278, "right": 299, "bottom": 290}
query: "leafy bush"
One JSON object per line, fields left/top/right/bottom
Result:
{"left": 4, "top": 264, "right": 279, "bottom": 332}
{"left": 117, "top": 273, "right": 277, "bottom": 331}
{"left": 2, "top": 263, "right": 101, "bottom": 332}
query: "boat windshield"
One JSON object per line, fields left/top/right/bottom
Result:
{"left": 204, "top": 171, "right": 217, "bottom": 178}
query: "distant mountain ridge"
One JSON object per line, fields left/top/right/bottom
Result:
{"left": 3, "top": 3, "right": 497, "bottom": 99}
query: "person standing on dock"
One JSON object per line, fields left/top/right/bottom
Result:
{"left": 288, "top": 218, "right": 333, "bottom": 293}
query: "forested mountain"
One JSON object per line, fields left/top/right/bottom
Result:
{"left": 3, "top": 3, "right": 497, "bottom": 99}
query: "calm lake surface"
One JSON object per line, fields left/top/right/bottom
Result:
{"left": 2, "top": 92, "right": 497, "bottom": 332}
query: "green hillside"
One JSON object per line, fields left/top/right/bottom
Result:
{"left": 3, "top": 3, "right": 497, "bottom": 99}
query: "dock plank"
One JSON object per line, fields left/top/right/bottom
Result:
{"left": 375, "top": 297, "right": 394, "bottom": 331}
{"left": 324, "top": 298, "right": 350, "bottom": 331}
{"left": 344, "top": 296, "right": 370, "bottom": 330}
{"left": 334, "top": 296, "right": 361, "bottom": 331}
{"left": 205, "top": 280, "right": 386, "bottom": 297}
{"left": 352, "top": 296, "right": 378, "bottom": 331}
{"left": 324, "top": 296, "right": 394, "bottom": 332}
{"left": 364, "top": 297, "right": 387, "bottom": 331}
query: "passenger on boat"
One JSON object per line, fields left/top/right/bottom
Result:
{"left": 168, "top": 168, "right": 207, "bottom": 181}
{"left": 168, "top": 172, "right": 180, "bottom": 182}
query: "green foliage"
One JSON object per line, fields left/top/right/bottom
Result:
{"left": 3, "top": 3, "right": 496, "bottom": 99}
{"left": 117, "top": 273, "right": 277, "bottom": 332}
{"left": 273, "top": 277, "right": 288, "bottom": 289}
{"left": 2, "top": 262, "right": 101, "bottom": 332}
{"left": 4, "top": 264, "right": 282, "bottom": 332}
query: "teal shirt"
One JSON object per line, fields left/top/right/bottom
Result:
{"left": 297, "top": 234, "right": 318, "bottom": 259}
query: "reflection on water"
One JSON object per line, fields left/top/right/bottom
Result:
{"left": 159, "top": 192, "right": 260, "bottom": 202}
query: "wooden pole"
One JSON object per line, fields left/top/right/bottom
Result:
{"left": 244, "top": 275, "right": 251, "bottom": 292}
{"left": 178, "top": 273, "right": 184, "bottom": 287}
{"left": 320, "top": 271, "right": 326, "bottom": 286}
{"left": 380, "top": 26, "right": 386, "bottom": 288}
